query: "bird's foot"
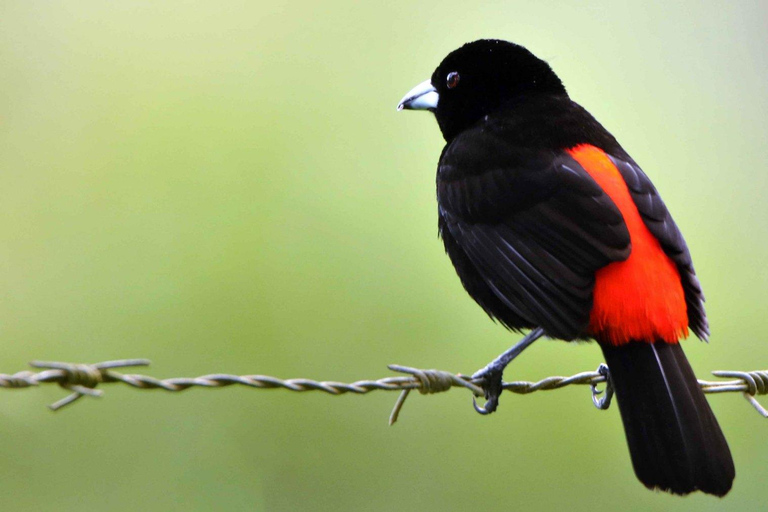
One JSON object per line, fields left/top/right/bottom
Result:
{"left": 471, "top": 362, "right": 505, "bottom": 415}
{"left": 591, "top": 363, "right": 614, "bottom": 410}
{"left": 468, "top": 328, "right": 546, "bottom": 415}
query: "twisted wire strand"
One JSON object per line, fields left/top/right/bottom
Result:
{"left": 0, "top": 360, "right": 765, "bottom": 420}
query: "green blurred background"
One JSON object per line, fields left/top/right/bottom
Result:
{"left": 1, "top": 1, "right": 766, "bottom": 510}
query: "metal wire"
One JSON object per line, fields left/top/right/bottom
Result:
{"left": 0, "top": 359, "right": 765, "bottom": 422}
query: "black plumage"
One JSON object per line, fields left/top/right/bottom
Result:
{"left": 438, "top": 142, "right": 631, "bottom": 339}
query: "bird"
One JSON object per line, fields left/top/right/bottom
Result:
{"left": 397, "top": 39, "right": 735, "bottom": 496}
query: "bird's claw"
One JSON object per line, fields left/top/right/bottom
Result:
{"left": 469, "top": 329, "right": 545, "bottom": 415}
{"left": 471, "top": 366, "right": 504, "bottom": 415}
{"left": 591, "top": 363, "right": 614, "bottom": 410}
{"left": 472, "top": 394, "right": 499, "bottom": 415}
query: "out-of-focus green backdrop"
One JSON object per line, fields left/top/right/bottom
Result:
{"left": 2, "top": 1, "right": 766, "bottom": 510}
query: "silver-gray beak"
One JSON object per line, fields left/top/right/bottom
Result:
{"left": 397, "top": 79, "right": 439, "bottom": 111}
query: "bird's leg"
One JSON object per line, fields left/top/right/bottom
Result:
{"left": 471, "top": 327, "right": 545, "bottom": 415}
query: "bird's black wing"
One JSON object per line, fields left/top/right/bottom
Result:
{"left": 609, "top": 157, "right": 708, "bottom": 339}
{"left": 437, "top": 127, "right": 631, "bottom": 340}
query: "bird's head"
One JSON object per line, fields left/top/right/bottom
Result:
{"left": 398, "top": 39, "right": 567, "bottom": 141}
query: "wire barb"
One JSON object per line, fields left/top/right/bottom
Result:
{"left": 701, "top": 370, "right": 768, "bottom": 418}
{"left": 28, "top": 359, "right": 151, "bottom": 411}
{"left": 386, "top": 365, "right": 484, "bottom": 425}
{"left": 0, "top": 360, "right": 765, "bottom": 422}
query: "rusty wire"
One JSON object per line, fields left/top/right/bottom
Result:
{"left": 0, "top": 359, "right": 765, "bottom": 423}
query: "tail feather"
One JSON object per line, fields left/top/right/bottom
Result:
{"left": 600, "top": 341, "right": 735, "bottom": 496}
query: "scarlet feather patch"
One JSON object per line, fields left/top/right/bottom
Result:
{"left": 568, "top": 145, "right": 688, "bottom": 345}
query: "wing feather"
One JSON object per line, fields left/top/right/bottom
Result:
{"left": 438, "top": 128, "right": 631, "bottom": 339}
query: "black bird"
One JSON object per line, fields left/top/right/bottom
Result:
{"left": 398, "top": 39, "right": 734, "bottom": 496}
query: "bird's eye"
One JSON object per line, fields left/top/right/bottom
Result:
{"left": 446, "top": 71, "right": 460, "bottom": 89}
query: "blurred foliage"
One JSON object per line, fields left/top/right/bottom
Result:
{"left": 1, "top": 1, "right": 766, "bottom": 511}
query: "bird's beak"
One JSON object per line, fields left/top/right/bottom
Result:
{"left": 397, "top": 80, "right": 439, "bottom": 112}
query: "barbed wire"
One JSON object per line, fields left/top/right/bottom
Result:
{"left": 0, "top": 359, "right": 765, "bottom": 424}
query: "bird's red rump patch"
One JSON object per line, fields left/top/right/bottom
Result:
{"left": 568, "top": 145, "right": 688, "bottom": 345}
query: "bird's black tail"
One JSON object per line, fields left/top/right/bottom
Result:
{"left": 600, "top": 341, "right": 735, "bottom": 496}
